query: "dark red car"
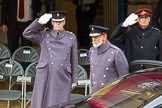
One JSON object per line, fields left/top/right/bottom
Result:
{"left": 50, "top": 60, "right": 162, "bottom": 108}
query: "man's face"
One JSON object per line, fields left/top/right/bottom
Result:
{"left": 137, "top": 16, "right": 150, "bottom": 28}
{"left": 51, "top": 20, "right": 65, "bottom": 31}
{"left": 91, "top": 35, "right": 103, "bottom": 48}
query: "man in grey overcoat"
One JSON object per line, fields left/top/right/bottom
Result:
{"left": 23, "top": 11, "right": 78, "bottom": 108}
{"left": 89, "top": 25, "right": 129, "bottom": 93}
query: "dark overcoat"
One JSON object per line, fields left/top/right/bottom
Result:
{"left": 110, "top": 25, "right": 162, "bottom": 63}
{"left": 23, "top": 19, "right": 78, "bottom": 108}
{"left": 89, "top": 41, "right": 129, "bottom": 93}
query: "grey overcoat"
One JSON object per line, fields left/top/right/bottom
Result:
{"left": 23, "top": 19, "right": 78, "bottom": 108}
{"left": 89, "top": 41, "right": 129, "bottom": 93}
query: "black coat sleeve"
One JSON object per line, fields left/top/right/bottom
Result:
{"left": 110, "top": 24, "right": 128, "bottom": 43}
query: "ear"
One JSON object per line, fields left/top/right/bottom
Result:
{"left": 148, "top": 17, "right": 151, "bottom": 22}
{"left": 63, "top": 20, "right": 66, "bottom": 25}
{"left": 103, "top": 32, "right": 107, "bottom": 39}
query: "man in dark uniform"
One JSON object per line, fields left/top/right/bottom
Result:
{"left": 89, "top": 25, "right": 129, "bottom": 93}
{"left": 23, "top": 11, "right": 78, "bottom": 108}
{"left": 110, "top": 8, "right": 162, "bottom": 65}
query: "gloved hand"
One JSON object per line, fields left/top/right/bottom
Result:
{"left": 38, "top": 13, "right": 52, "bottom": 25}
{"left": 71, "top": 83, "right": 77, "bottom": 89}
{"left": 122, "top": 13, "right": 138, "bottom": 27}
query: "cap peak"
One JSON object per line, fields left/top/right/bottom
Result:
{"left": 89, "top": 25, "right": 108, "bottom": 37}
{"left": 51, "top": 11, "right": 67, "bottom": 21}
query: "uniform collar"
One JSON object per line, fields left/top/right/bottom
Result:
{"left": 50, "top": 29, "right": 66, "bottom": 39}
{"left": 137, "top": 25, "right": 151, "bottom": 32}
{"left": 136, "top": 25, "right": 152, "bottom": 37}
{"left": 97, "top": 40, "right": 111, "bottom": 55}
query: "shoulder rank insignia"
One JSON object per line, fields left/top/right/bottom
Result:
{"left": 111, "top": 44, "right": 120, "bottom": 50}
{"left": 153, "top": 27, "right": 161, "bottom": 33}
{"left": 66, "top": 31, "right": 75, "bottom": 36}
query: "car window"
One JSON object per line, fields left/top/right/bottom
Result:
{"left": 90, "top": 70, "right": 162, "bottom": 108}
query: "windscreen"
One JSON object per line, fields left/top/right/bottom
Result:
{"left": 91, "top": 70, "right": 162, "bottom": 108}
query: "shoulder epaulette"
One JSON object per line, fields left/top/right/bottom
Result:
{"left": 152, "top": 27, "right": 161, "bottom": 33}
{"left": 66, "top": 31, "right": 75, "bottom": 36}
{"left": 110, "top": 44, "right": 120, "bottom": 50}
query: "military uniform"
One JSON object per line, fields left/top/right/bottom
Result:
{"left": 110, "top": 8, "right": 162, "bottom": 64}
{"left": 23, "top": 12, "right": 78, "bottom": 108}
{"left": 89, "top": 41, "right": 128, "bottom": 93}
{"left": 89, "top": 25, "right": 129, "bottom": 93}
{"left": 111, "top": 25, "right": 162, "bottom": 63}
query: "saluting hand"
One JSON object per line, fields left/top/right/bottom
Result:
{"left": 38, "top": 13, "right": 52, "bottom": 25}
{"left": 122, "top": 13, "right": 138, "bottom": 27}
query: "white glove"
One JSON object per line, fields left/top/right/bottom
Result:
{"left": 122, "top": 13, "right": 138, "bottom": 27}
{"left": 71, "top": 83, "right": 77, "bottom": 89}
{"left": 38, "top": 13, "right": 52, "bottom": 25}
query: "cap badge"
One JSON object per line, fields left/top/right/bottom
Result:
{"left": 141, "top": 10, "right": 146, "bottom": 15}
{"left": 92, "top": 27, "right": 94, "bottom": 30}
{"left": 57, "top": 13, "right": 59, "bottom": 16}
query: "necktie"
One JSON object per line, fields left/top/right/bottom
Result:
{"left": 57, "top": 32, "right": 59, "bottom": 39}
{"left": 18, "top": 0, "right": 24, "bottom": 19}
